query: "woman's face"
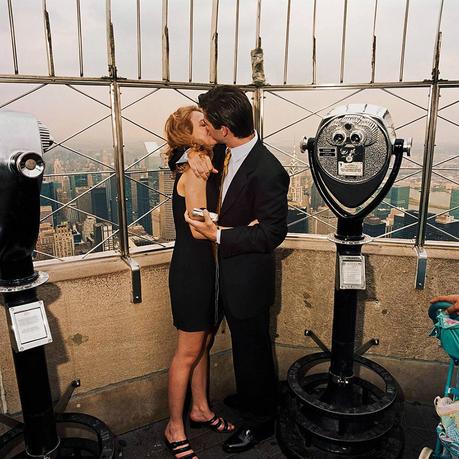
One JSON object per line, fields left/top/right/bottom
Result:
{"left": 190, "top": 110, "right": 217, "bottom": 147}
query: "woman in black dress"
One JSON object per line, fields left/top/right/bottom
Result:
{"left": 163, "top": 106, "right": 234, "bottom": 458}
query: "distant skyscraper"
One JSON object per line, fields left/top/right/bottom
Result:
{"left": 450, "top": 188, "right": 459, "bottom": 219}
{"left": 91, "top": 187, "right": 109, "bottom": 221}
{"left": 310, "top": 183, "right": 325, "bottom": 210}
{"left": 69, "top": 174, "right": 89, "bottom": 196}
{"left": 75, "top": 186, "right": 92, "bottom": 224}
{"left": 363, "top": 216, "right": 386, "bottom": 237}
{"left": 94, "top": 223, "right": 115, "bottom": 252}
{"left": 287, "top": 208, "right": 308, "bottom": 234}
{"left": 159, "top": 170, "right": 176, "bottom": 241}
{"left": 137, "top": 178, "right": 152, "bottom": 235}
{"left": 148, "top": 171, "right": 160, "bottom": 207}
{"left": 390, "top": 186, "right": 410, "bottom": 210}
{"left": 152, "top": 208, "right": 161, "bottom": 239}
{"left": 40, "top": 205, "right": 53, "bottom": 226}
{"left": 35, "top": 223, "right": 55, "bottom": 260}
{"left": 82, "top": 216, "right": 96, "bottom": 242}
{"left": 309, "top": 207, "right": 337, "bottom": 235}
{"left": 41, "top": 181, "right": 59, "bottom": 226}
{"left": 54, "top": 223, "right": 75, "bottom": 258}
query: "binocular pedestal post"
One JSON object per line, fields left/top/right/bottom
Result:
{"left": 0, "top": 281, "right": 120, "bottom": 459}
{"left": 278, "top": 218, "right": 403, "bottom": 458}
{"left": 5, "top": 289, "right": 59, "bottom": 457}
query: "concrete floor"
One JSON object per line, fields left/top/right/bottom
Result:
{"left": 118, "top": 397, "right": 439, "bottom": 459}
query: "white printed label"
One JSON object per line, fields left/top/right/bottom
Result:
{"left": 341, "top": 261, "right": 364, "bottom": 285}
{"left": 15, "top": 308, "right": 47, "bottom": 343}
{"left": 9, "top": 300, "right": 52, "bottom": 351}
{"left": 339, "top": 255, "right": 366, "bottom": 290}
{"left": 338, "top": 161, "right": 363, "bottom": 177}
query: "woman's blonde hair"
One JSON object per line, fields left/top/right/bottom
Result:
{"left": 164, "top": 106, "right": 212, "bottom": 169}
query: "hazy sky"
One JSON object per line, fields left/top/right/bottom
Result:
{"left": 1, "top": 0, "right": 459, "bottom": 170}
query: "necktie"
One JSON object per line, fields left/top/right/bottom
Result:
{"left": 217, "top": 147, "right": 232, "bottom": 215}
{"left": 213, "top": 147, "right": 231, "bottom": 326}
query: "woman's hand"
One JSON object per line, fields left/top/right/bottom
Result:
{"left": 430, "top": 294, "right": 459, "bottom": 314}
{"left": 188, "top": 149, "right": 217, "bottom": 179}
{"left": 248, "top": 219, "right": 259, "bottom": 226}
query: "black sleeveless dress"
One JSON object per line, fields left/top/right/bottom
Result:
{"left": 168, "top": 172, "right": 216, "bottom": 332}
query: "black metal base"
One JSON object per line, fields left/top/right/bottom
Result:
{"left": 277, "top": 352, "right": 404, "bottom": 458}
{"left": 278, "top": 397, "right": 404, "bottom": 459}
{"left": 0, "top": 412, "right": 121, "bottom": 459}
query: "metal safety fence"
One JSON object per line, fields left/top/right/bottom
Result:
{"left": 1, "top": 0, "right": 458, "bottom": 293}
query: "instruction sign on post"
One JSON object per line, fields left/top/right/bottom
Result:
{"left": 8, "top": 300, "right": 52, "bottom": 352}
{"left": 339, "top": 255, "right": 366, "bottom": 290}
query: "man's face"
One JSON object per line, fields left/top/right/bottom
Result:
{"left": 202, "top": 115, "right": 228, "bottom": 143}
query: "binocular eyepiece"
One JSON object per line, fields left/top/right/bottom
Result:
{"left": 10, "top": 151, "right": 45, "bottom": 178}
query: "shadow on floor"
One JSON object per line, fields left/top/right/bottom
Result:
{"left": 119, "top": 398, "right": 439, "bottom": 459}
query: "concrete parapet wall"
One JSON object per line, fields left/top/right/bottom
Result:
{"left": 0, "top": 237, "right": 458, "bottom": 434}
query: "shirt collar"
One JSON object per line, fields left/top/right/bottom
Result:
{"left": 229, "top": 131, "right": 258, "bottom": 163}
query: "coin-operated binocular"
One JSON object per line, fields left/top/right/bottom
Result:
{"left": 278, "top": 105, "right": 411, "bottom": 458}
{"left": 0, "top": 111, "right": 118, "bottom": 458}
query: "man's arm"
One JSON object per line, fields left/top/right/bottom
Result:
{"left": 219, "top": 169, "right": 290, "bottom": 257}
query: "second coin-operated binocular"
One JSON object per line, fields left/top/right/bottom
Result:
{"left": 0, "top": 110, "right": 51, "bottom": 285}
{"left": 278, "top": 105, "right": 412, "bottom": 458}
{"left": 301, "top": 104, "right": 411, "bottom": 222}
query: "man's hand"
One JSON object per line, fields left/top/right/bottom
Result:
{"left": 188, "top": 150, "right": 218, "bottom": 179}
{"left": 184, "top": 209, "right": 217, "bottom": 241}
{"left": 430, "top": 294, "right": 459, "bottom": 314}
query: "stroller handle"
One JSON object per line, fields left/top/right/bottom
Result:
{"left": 428, "top": 301, "right": 454, "bottom": 322}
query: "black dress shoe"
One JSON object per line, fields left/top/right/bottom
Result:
{"left": 222, "top": 423, "right": 274, "bottom": 453}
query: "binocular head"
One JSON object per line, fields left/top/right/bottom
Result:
{"left": 0, "top": 111, "right": 52, "bottom": 284}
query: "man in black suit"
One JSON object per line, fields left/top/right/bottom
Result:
{"left": 184, "top": 86, "right": 290, "bottom": 453}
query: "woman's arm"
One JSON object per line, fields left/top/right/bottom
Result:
{"left": 182, "top": 168, "right": 208, "bottom": 240}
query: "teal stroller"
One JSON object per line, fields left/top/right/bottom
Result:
{"left": 420, "top": 301, "right": 459, "bottom": 459}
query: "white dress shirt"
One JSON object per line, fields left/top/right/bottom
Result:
{"left": 216, "top": 132, "right": 258, "bottom": 243}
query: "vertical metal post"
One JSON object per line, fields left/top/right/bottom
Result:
{"left": 105, "top": 0, "right": 142, "bottom": 303}
{"left": 283, "top": 0, "right": 292, "bottom": 85}
{"left": 255, "top": 0, "right": 262, "bottom": 48}
{"left": 189, "top": 0, "right": 194, "bottom": 82}
{"left": 162, "top": 0, "right": 170, "bottom": 82}
{"left": 42, "top": 0, "right": 55, "bottom": 77}
{"left": 312, "top": 0, "right": 317, "bottom": 84}
{"left": 110, "top": 83, "right": 129, "bottom": 257}
{"left": 399, "top": 0, "right": 410, "bottom": 82}
{"left": 253, "top": 88, "right": 264, "bottom": 140}
{"left": 339, "top": 0, "right": 348, "bottom": 84}
{"left": 136, "top": 0, "right": 142, "bottom": 80}
{"left": 76, "top": 0, "right": 84, "bottom": 77}
{"left": 233, "top": 0, "right": 240, "bottom": 84}
{"left": 106, "top": 0, "right": 115, "bottom": 77}
{"left": 7, "top": 0, "right": 19, "bottom": 75}
{"left": 370, "top": 0, "right": 378, "bottom": 83}
{"left": 209, "top": 0, "right": 219, "bottom": 84}
{"left": 414, "top": 1, "right": 443, "bottom": 289}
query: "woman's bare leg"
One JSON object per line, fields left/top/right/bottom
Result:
{"left": 165, "top": 330, "right": 207, "bottom": 455}
{"left": 189, "top": 334, "right": 235, "bottom": 431}
{"left": 189, "top": 334, "right": 212, "bottom": 418}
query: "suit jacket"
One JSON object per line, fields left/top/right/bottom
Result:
{"left": 215, "top": 140, "right": 290, "bottom": 319}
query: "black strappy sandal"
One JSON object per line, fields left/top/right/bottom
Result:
{"left": 190, "top": 414, "right": 235, "bottom": 433}
{"left": 164, "top": 437, "right": 197, "bottom": 459}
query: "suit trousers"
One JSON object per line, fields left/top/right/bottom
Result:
{"left": 221, "top": 298, "right": 278, "bottom": 425}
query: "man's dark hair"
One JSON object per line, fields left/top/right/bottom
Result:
{"left": 198, "top": 85, "right": 254, "bottom": 138}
